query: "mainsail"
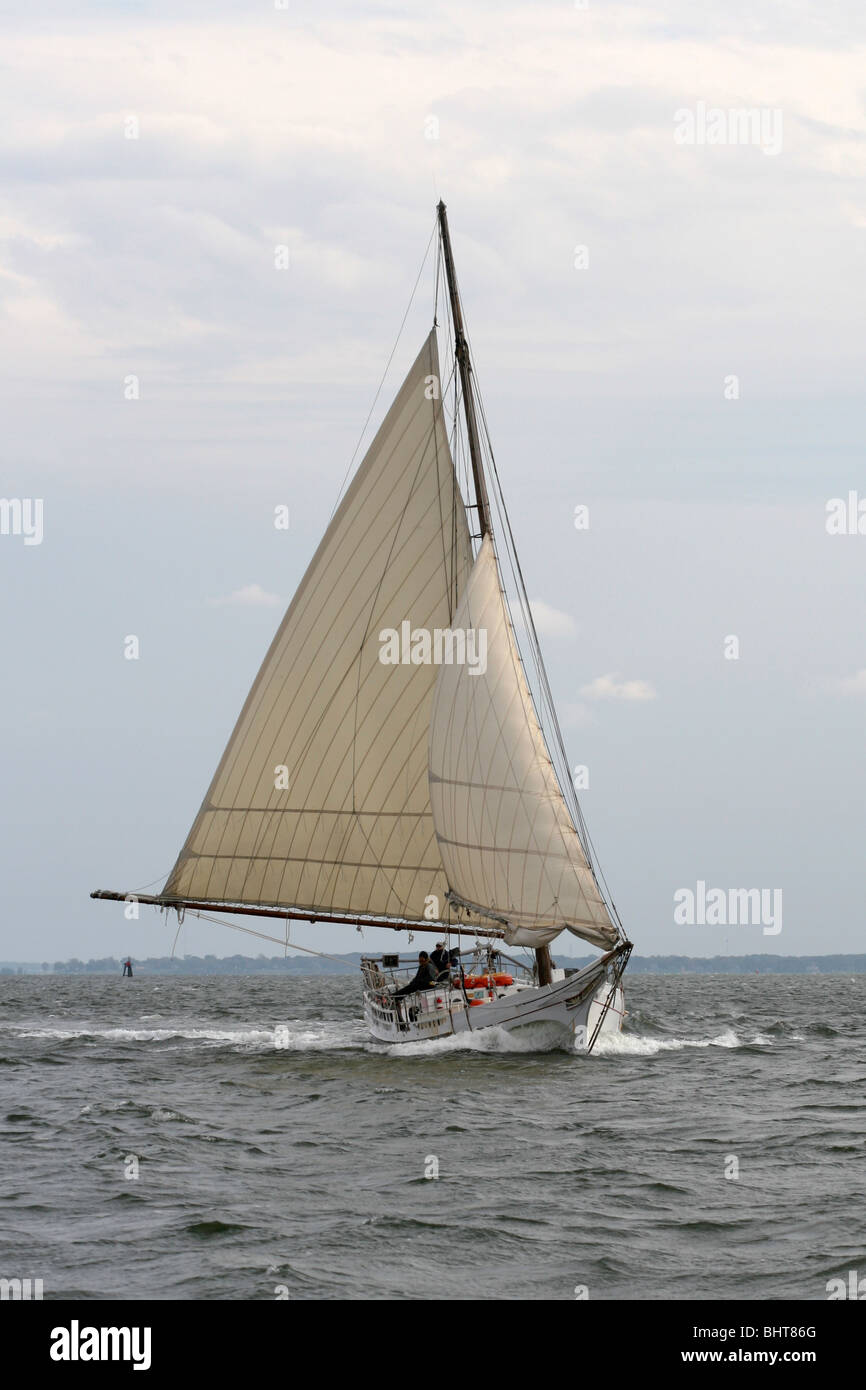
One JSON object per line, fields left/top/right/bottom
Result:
{"left": 163, "top": 331, "right": 474, "bottom": 923}
{"left": 429, "top": 535, "right": 619, "bottom": 951}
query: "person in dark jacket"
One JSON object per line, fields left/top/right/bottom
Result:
{"left": 430, "top": 941, "right": 449, "bottom": 979}
{"left": 393, "top": 952, "right": 438, "bottom": 997}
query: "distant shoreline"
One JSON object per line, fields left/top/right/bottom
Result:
{"left": 2, "top": 954, "right": 865, "bottom": 976}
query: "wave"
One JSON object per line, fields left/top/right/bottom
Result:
{"left": 385, "top": 1026, "right": 775, "bottom": 1059}
{"left": 383, "top": 1021, "right": 574, "bottom": 1057}
{"left": 6, "top": 1020, "right": 779, "bottom": 1059}
{"left": 594, "top": 1029, "right": 773, "bottom": 1056}
{"left": 184, "top": 1220, "right": 253, "bottom": 1238}
{"left": 8, "top": 1021, "right": 368, "bottom": 1051}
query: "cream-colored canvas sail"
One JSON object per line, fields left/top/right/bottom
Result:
{"left": 163, "top": 331, "right": 473, "bottom": 922}
{"left": 428, "top": 535, "right": 618, "bottom": 951}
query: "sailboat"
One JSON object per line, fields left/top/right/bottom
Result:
{"left": 93, "top": 202, "right": 632, "bottom": 1051}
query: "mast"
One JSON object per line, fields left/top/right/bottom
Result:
{"left": 436, "top": 200, "right": 553, "bottom": 987}
{"left": 437, "top": 201, "right": 491, "bottom": 540}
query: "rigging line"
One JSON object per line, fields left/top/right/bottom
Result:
{"left": 132, "top": 870, "right": 175, "bottom": 894}
{"left": 436, "top": 240, "right": 445, "bottom": 342}
{"left": 328, "top": 217, "right": 439, "bottom": 523}
{"left": 473, "top": 382, "right": 574, "bottom": 765}
{"left": 181, "top": 908, "right": 358, "bottom": 970}
{"left": 461, "top": 326, "right": 623, "bottom": 931}
{"left": 476, "top": 431, "right": 559, "bottom": 726}
{"left": 490, "top": 457, "right": 622, "bottom": 930}
{"left": 480, "top": 434, "right": 580, "bottom": 808}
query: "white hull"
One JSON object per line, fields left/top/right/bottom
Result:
{"left": 363, "top": 955, "right": 626, "bottom": 1049}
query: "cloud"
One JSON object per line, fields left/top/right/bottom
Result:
{"left": 836, "top": 669, "right": 866, "bottom": 695}
{"left": 579, "top": 673, "right": 657, "bottom": 701}
{"left": 3, "top": 2, "right": 866, "bottom": 420}
{"left": 209, "top": 584, "right": 281, "bottom": 608}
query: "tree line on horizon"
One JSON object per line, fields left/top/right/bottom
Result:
{"left": 2, "top": 953, "right": 864, "bottom": 976}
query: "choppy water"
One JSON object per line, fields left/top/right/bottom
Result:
{"left": 1, "top": 973, "right": 863, "bottom": 1300}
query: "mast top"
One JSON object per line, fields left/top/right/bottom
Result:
{"left": 436, "top": 201, "right": 492, "bottom": 541}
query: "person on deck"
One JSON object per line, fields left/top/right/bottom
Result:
{"left": 392, "top": 952, "right": 438, "bottom": 998}
{"left": 447, "top": 947, "right": 462, "bottom": 980}
{"left": 430, "top": 942, "right": 450, "bottom": 980}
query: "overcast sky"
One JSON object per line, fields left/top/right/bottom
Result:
{"left": 1, "top": 1, "right": 864, "bottom": 962}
